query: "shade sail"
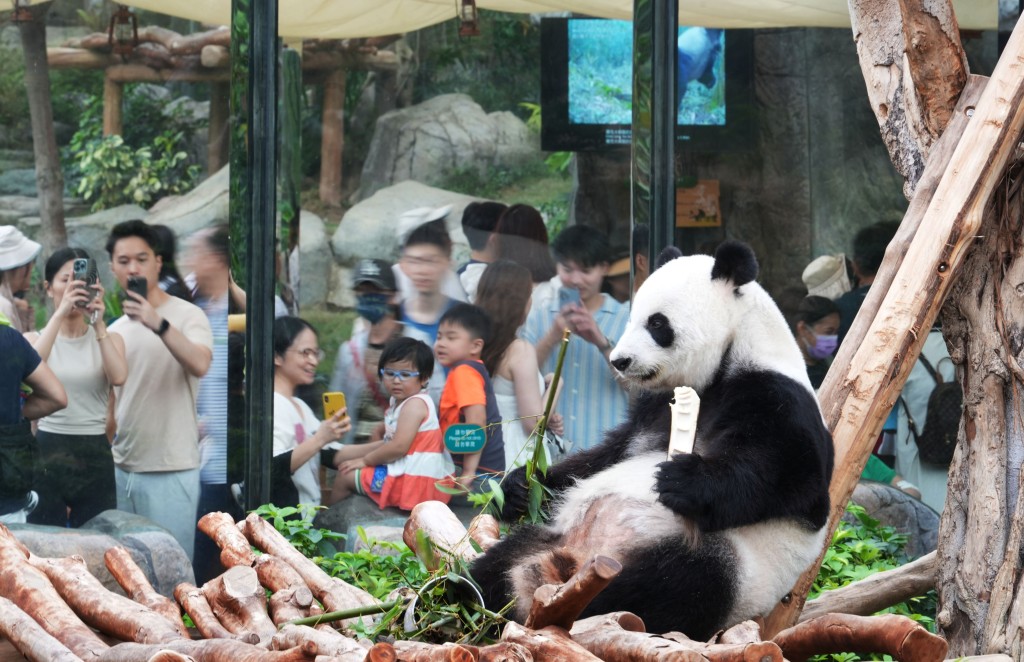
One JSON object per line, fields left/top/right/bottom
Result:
{"left": 0, "top": 0, "right": 998, "bottom": 37}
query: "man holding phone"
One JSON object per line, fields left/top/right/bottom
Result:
{"left": 106, "top": 220, "right": 213, "bottom": 560}
{"left": 522, "top": 224, "right": 630, "bottom": 453}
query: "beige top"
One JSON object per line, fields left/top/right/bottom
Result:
{"left": 38, "top": 326, "right": 111, "bottom": 436}
{"left": 110, "top": 296, "right": 213, "bottom": 472}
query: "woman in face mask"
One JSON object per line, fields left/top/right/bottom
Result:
{"left": 792, "top": 295, "right": 840, "bottom": 390}
{"left": 328, "top": 259, "right": 403, "bottom": 445}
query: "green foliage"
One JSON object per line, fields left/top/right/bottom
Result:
{"left": 252, "top": 503, "right": 346, "bottom": 559}
{"left": 0, "top": 47, "right": 29, "bottom": 142}
{"left": 414, "top": 11, "right": 540, "bottom": 116}
{"left": 321, "top": 527, "right": 430, "bottom": 600}
{"left": 810, "top": 504, "right": 937, "bottom": 661}
{"left": 66, "top": 95, "right": 202, "bottom": 212}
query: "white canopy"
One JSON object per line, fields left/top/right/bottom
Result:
{"left": 1, "top": 0, "right": 997, "bottom": 38}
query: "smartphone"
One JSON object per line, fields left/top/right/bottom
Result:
{"left": 322, "top": 392, "right": 347, "bottom": 420}
{"left": 558, "top": 286, "right": 581, "bottom": 309}
{"left": 126, "top": 276, "right": 148, "bottom": 300}
{"left": 71, "top": 258, "right": 99, "bottom": 307}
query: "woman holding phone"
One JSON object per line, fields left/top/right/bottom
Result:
{"left": 25, "top": 247, "right": 127, "bottom": 527}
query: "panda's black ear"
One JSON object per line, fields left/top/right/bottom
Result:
{"left": 654, "top": 246, "right": 683, "bottom": 271}
{"left": 711, "top": 241, "right": 758, "bottom": 287}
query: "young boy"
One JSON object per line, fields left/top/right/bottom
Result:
{"left": 434, "top": 303, "right": 505, "bottom": 490}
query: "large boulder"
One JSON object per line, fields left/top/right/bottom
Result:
{"left": 146, "top": 165, "right": 230, "bottom": 238}
{"left": 7, "top": 509, "right": 193, "bottom": 598}
{"left": 357, "top": 94, "right": 539, "bottom": 200}
{"left": 332, "top": 180, "right": 483, "bottom": 265}
{"left": 297, "top": 211, "right": 331, "bottom": 308}
{"left": 850, "top": 481, "right": 940, "bottom": 560}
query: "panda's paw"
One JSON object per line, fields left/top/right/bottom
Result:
{"left": 499, "top": 466, "right": 531, "bottom": 521}
{"left": 655, "top": 455, "right": 705, "bottom": 517}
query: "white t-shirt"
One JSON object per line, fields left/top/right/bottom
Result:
{"left": 38, "top": 326, "right": 111, "bottom": 436}
{"left": 109, "top": 297, "right": 213, "bottom": 472}
{"left": 273, "top": 392, "right": 323, "bottom": 506}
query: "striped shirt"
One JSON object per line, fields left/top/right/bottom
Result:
{"left": 196, "top": 292, "right": 228, "bottom": 485}
{"left": 522, "top": 293, "right": 630, "bottom": 452}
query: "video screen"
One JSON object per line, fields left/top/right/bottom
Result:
{"left": 567, "top": 19, "right": 726, "bottom": 127}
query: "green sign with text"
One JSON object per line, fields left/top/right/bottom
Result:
{"left": 444, "top": 424, "right": 486, "bottom": 454}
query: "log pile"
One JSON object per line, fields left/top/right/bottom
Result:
{"left": 0, "top": 505, "right": 950, "bottom": 661}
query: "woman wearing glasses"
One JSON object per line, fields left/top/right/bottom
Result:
{"left": 328, "top": 338, "right": 454, "bottom": 508}
{"left": 272, "top": 317, "right": 351, "bottom": 506}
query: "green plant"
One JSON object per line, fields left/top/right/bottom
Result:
{"left": 810, "top": 504, "right": 937, "bottom": 661}
{"left": 0, "top": 47, "right": 29, "bottom": 143}
{"left": 321, "top": 527, "right": 430, "bottom": 600}
{"left": 252, "top": 503, "right": 345, "bottom": 559}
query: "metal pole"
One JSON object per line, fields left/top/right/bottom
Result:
{"left": 632, "top": 0, "right": 678, "bottom": 266}
{"left": 243, "top": 0, "right": 278, "bottom": 510}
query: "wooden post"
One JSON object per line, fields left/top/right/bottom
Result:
{"left": 319, "top": 68, "right": 346, "bottom": 206}
{"left": 209, "top": 81, "right": 230, "bottom": 173}
{"left": 102, "top": 73, "right": 123, "bottom": 137}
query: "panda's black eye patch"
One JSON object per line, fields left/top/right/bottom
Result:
{"left": 646, "top": 313, "right": 674, "bottom": 348}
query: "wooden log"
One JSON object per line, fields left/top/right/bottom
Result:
{"left": 208, "top": 82, "right": 230, "bottom": 174}
{"left": 716, "top": 620, "right": 763, "bottom": 645}
{"left": 135, "top": 42, "right": 172, "bottom": 68}
{"left": 31, "top": 555, "right": 185, "bottom": 645}
{"left": 403, "top": 501, "right": 480, "bottom": 571}
{"left": 391, "top": 641, "right": 479, "bottom": 662}
{"left": 475, "top": 642, "right": 532, "bottom": 661}
{"left": 145, "top": 652, "right": 192, "bottom": 662}
{"left": 102, "top": 75, "right": 122, "bottom": 137}
{"left": 137, "top": 26, "right": 183, "bottom": 52}
{"left": 76, "top": 31, "right": 114, "bottom": 51}
{"left": 0, "top": 595, "right": 82, "bottom": 662}
{"left": 95, "top": 639, "right": 318, "bottom": 662}
{"left": 523, "top": 555, "right": 621, "bottom": 631}
{"left": 244, "top": 514, "right": 379, "bottom": 630}
{"left": 762, "top": 53, "right": 1024, "bottom": 634}
{"left": 569, "top": 611, "right": 647, "bottom": 635}
{"left": 773, "top": 613, "right": 947, "bottom": 662}
{"left": 104, "top": 546, "right": 190, "bottom": 638}
{"left": 47, "top": 47, "right": 116, "bottom": 69}
{"left": 364, "top": 643, "right": 398, "bottom": 662}
{"left": 174, "top": 582, "right": 259, "bottom": 644}
{"left": 168, "top": 27, "right": 232, "bottom": 55}
{"left": 269, "top": 587, "right": 315, "bottom": 626}
{"left": 198, "top": 512, "right": 257, "bottom": 569}
{"left": 202, "top": 566, "right": 277, "bottom": 643}
{"left": 255, "top": 554, "right": 310, "bottom": 593}
{"left": 501, "top": 622, "right": 602, "bottom": 661}
{"left": 201, "top": 45, "right": 230, "bottom": 69}
{"left": 467, "top": 515, "right": 501, "bottom": 552}
{"left": 800, "top": 551, "right": 937, "bottom": 622}
{"left": 319, "top": 68, "right": 345, "bottom": 206}
{"left": 849, "top": 0, "right": 968, "bottom": 197}
{"left": 271, "top": 624, "right": 368, "bottom": 660}
{"left": 0, "top": 545, "right": 108, "bottom": 661}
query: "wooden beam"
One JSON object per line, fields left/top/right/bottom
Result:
{"left": 763, "top": 12, "right": 1024, "bottom": 633}
{"left": 319, "top": 68, "right": 346, "bottom": 207}
{"left": 800, "top": 552, "right": 937, "bottom": 622}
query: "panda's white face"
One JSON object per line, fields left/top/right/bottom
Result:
{"left": 609, "top": 254, "right": 741, "bottom": 392}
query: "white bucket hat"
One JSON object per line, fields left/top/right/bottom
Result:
{"left": 802, "top": 253, "right": 851, "bottom": 300}
{"left": 0, "top": 226, "right": 42, "bottom": 272}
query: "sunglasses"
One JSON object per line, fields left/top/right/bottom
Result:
{"left": 379, "top": 368, "right": 420, "bottom": 381}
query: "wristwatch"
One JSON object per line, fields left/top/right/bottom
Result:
{"left": 154, "top": 318, "right": 170, "bottom": 336}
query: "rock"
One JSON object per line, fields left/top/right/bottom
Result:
{"left": 0, "top": 169, "right": 38, "bottom": 197}
{"left": 357, "top": 93, "right": 539, "bottom": 200}
{"left": 327, "top": 264, "right": 356, "bottom": 310}
{"left": 850, "top": 481, "right": 940, "bottom": 560}
{"left": 332, "top": 180, "right": 482, "bottom": 265}
{"left": 146, "top": 165, "right": 230, "bottom": 238}
{"left": 297, "top": 211, "right": 330, "bottom": 308}
{"left": 351, "top": 526, "right": 407, "bottom": 558}
{"left": 7, "top": 509, "right": 194, "bottom": 598}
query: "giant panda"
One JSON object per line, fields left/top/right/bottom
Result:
{"left": 470, "top": 241, "right": 834, "bottom": 639}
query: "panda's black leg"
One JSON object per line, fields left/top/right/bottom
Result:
{"left": 580, "top": 537, "right": 737, "bottom": 640}
{"left": 469, "top": 524, "right": 560, "bottom": 613}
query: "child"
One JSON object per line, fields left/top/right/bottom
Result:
{"left": 435, "top": 303, "right": 505, "bottom": 491}
{"left": 330, "top": 338, "right": 454, "bottom": 509}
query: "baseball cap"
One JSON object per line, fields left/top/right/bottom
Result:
{"left": 352, "top": 258, "right": 396, "bottom": 291}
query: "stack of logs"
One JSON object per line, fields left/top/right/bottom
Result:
{"left": 0, "top": 502, "right": 948, "bottom": 662}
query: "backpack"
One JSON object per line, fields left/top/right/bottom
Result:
{"left": 901, "top": 354, "right": 962, "bottom": 467}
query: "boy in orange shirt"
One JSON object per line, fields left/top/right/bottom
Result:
{"left": 435, "top": 303, "right": 505, "bottom": 491}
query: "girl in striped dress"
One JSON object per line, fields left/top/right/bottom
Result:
{"left": 331, "top": 338, "right": 454, "bottom": 509}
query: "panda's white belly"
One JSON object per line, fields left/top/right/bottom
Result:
{"left": 549, "top": 452, "right": 687, "bottom": 555}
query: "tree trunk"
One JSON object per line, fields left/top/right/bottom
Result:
{"left": 936, "top": 158, "right": 1024, "bottom": 656}
{"left": 18, "top": 1, "right": 66, "bottom": 256}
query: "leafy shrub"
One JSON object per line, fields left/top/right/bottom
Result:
{"left": 252, "top": 503, "right": 346, "bottom": 559}
{"left": 810, "top": 504, "right": 937, "bottom": 661}
{"left": 66, "top": 94, "right": 202, "bottom": 211}
{"left": 0, "top": 47, "right": 29, "bottom": 144}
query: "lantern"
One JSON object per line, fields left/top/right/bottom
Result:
{"left": 108, "top": 4, "right": 139, "bottom": 57}
{"left": 458, "top": 0, "right": 480, "bottom": 37}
